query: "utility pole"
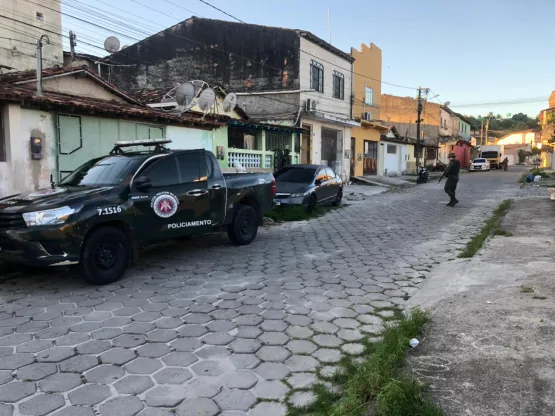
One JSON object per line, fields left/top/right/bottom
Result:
{"left": 415, "top": 87, "right": 424, "bottom": 170}
{"left": 69, "top": 31, "right": 77, "bottom": 61}
{"left": 484, "top": 112, "right": 493, "bottom": 145}
{"left": 480, "top": 119, "right": 484, "bottom": 146}
{"left": 36, "top": 35, "right": 49, "bottom": 96}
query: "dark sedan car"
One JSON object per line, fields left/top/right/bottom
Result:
{"left": 273, "top": 164, "right": 343, "bottom": 211}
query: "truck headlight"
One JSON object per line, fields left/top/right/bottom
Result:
{"left": 22, "top": 206, "right": 79, "bottom": 227}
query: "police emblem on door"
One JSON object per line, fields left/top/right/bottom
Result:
{"left": 151, "top": 192, "right": 179, "bottom": 218}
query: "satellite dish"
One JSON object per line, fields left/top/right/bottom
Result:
{"left": 223, "top": 93, "right": 237, "bottom": 112}
{"left": 175, "top": 83, "right": 196, "bottom": 107}
{"left": 198, "top": 88, "right": 216, "bottom": 112}
{"left": 444, "top": 101, "right": 451, "bottom": 107}
{"left": 104, "top": 36, "right": 120, "bottom": 53}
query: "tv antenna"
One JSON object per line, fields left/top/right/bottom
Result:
{"left": 222, "top": 92, "right": 237, "bottom": 113}
{"left": 104, "top": 36, "right": 120, "bottom": 53}
{"left": 159, "top": 80, "right": 210, "bottom": 114}
{"left": 198, "top": 88, "right": 216, "bottom": 113}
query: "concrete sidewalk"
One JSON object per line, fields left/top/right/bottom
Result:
{"left": 408, "top": 198, "right": 555, "bottom": 416}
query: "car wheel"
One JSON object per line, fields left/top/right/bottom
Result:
{"left": 306, "top": 194, "right": 317, "bottom": 212}
{"left": 228, "top": 204, "right": 258, "bottom": 246}
{"left": 332, "top": 189, "right": 342, "bottom": 207}
{"left": 80, "top": 226, "right": 130, "bottom": 285}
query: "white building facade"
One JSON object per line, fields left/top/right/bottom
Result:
{"left": 0, "top": 0, "right": 63, "bottom": 73}
{"left": 298, "top": 34, "right": 359, "bottom": 181}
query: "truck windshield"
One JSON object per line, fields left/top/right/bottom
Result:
{"left": 275, "top": 167, "right": 317, "bottom": 183}
{"left": 482, "top": 151, "right": 498, "bottom": 158}
{"left": 60, "top": 156, "right": 144, "bottom": 187}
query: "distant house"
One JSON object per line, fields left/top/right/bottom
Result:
{"left": 438, "top": 106, "right": 472, "bottom": 167}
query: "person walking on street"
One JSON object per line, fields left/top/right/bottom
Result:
{"left": 442, "top": 152, "right": 460, "bottom": 207}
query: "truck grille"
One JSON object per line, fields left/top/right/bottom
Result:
{"left": 0, "top": 212, "right": 25, "bottom": 231}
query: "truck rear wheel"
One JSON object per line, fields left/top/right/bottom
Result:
{"left": 80, "top": 226, "right": 130, "bottom": 285}
{"left": 228, "top": 204, "right": 258, "bottom": 246}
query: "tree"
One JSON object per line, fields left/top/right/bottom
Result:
{"left": 518, "top": 149, "right": 527, "bottom": 164}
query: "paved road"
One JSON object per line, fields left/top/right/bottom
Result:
{"left": 0, "top": 167, "right": 547, "bottom": 416}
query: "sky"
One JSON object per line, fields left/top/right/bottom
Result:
{"left": 60, "top": 0, "right": 555, "bottom": 118}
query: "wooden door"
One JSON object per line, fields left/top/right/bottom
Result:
{"left": 363, "top": 140, "right": 378, "bottom": 175}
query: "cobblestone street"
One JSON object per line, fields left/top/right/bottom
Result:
{"left": 0, "top": 168, "right": 547, "bottom": 416}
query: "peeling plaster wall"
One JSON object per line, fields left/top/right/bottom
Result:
{"left": 0, "top": 105, "right": 55, "bottom": 197}
{"left": 108, "top": 18, "right": 301, "bottom": 97}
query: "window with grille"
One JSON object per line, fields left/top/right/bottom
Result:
{"left": 387, "top": 144, "right": 397, "bottom": 154}
{"left": 332, "top": 71, "right": 344, "bottom": 100}
{"left": 365, "top": 87, "right": 374, "bottom": 106}
{"left": 265, "top": 132, "right": 291, "bottom": 151}
{"left": 228, "top": 126, "right": 262, "bottom": 150}
{"left": 0, "top": 106, "right": 5, "bottom": 162}
{"left": 310, "top": 60, "right": 324, "bottom": 93}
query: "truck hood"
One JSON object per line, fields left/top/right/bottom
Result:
{"left": 0, "top": 186, "right": 113, "bottom": 213}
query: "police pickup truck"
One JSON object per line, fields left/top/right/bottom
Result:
{"left": 0, "top": 139, "right": 276, "bottom": 285}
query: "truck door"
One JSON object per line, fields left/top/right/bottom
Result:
{"left": 205, "top": 152, "right": 227, "bottom": 226}
{"left": 131, "top": 151, "right": 211, "bottom": 242}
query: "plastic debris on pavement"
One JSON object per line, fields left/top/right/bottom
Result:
{"left": 409, "top": 338, "right": 420, "bottom": 348}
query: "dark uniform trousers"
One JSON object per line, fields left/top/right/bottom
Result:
{"left": 444, "top": 175, "right": 459, "bottom": 201}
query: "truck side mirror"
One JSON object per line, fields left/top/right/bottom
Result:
{"left": 135, "top": 176, "right": 152, "bottom": 190}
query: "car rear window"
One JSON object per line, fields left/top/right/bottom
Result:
{"left": 275, "top": 167, "right": 317, "bottom": 183}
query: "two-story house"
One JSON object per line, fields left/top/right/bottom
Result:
{"left": 439, "top": 106, "right": 472, "bottom": 167}
{"left": 350, "top": 43, "right": 388, "bottom": 177}
{"left": 105, "top": 17, "right": 358, "bottom": 180}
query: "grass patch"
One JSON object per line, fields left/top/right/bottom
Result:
{"left": 459, "top": 199, "right": 513, "bottom": 258}
{"left": 287, "top": 309, "right": 444, "bottom": 416}
{"left": 264, "top": 205, "right": 338, "bottom": 222}
{"left": 520, "top": 286, "right": 534, "bottom": 293}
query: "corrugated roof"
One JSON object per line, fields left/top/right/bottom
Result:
{"left": 0, "top": 66, "right": 143, "bottom": 105}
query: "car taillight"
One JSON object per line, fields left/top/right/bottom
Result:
{"left": 271, "top": 179, "right": 276, "bottom": 195}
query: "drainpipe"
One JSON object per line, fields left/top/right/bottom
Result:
{"left": 36, "top": 35, "right": 49, "bottom": 96}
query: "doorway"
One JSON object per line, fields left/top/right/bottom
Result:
{"left": 363, "top": 140, "right": 378, "bottom": 175}
{"left": 301, "top": 125, "right": 311, "bottom": 164}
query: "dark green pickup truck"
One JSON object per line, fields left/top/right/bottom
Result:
{"left": 0, "top": 140, "right": 275, "bottom": 285}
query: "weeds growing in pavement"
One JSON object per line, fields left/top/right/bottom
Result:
{"left": 520, "top": 286, "right": 534, "bottom": 294}
{"left": 287, "top": 308, "right": 444, "bottom": 416}
{"left": 459, "top": 200, "right": 513, "bottom": 258}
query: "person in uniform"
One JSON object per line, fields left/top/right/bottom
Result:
{"left": 443, "top": 152, "right": 460, "bottom": 206}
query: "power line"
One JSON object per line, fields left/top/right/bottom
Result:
{"left": 195, "top": 0, "right": 417, "bottom": 90}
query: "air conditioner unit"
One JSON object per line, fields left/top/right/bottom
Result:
{"left": 362, "top": 112, "right": 372, "bottom": 121}
{"left": 305, "top": 99, "right": 317, "bottom": 111}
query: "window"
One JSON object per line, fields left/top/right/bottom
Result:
{"left": 310, "top": 60, "right": 324, "bottom": 93}
{"left": 387, "top": 144, "right": 397, "bottom": 154}
{"left": 61, "top": 156, "right": 143, "bottom": 187}
{"left": 146, "top": 156, "right": 180, "bottom": 187}
{"left": 0, "top": 106, "right": 5, "bottom": 162}
{"left": 176, "top": 152, "right": 204, "bottom": 183}
{"left": 275, "top": 167, "right": 317, "bottom": 183}
{"left": 228, "top": 126, "right": 262, "bottom": 150}
{"left": 266, "top": 132, "right": 290, "bottom": 151}
{"left": 332, "top": 71, "right": 344, "bottom": 100}
{"left": 325, "top": 167, "right": 336, "bottom": 179}
{"left": 365, "top": 87, "right": 374, "bottom": 106}
{"left": 36, "top": 12, "right": 44, "bottom": 22}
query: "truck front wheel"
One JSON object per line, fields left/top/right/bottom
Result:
{"left": 228, "top": 204, "right": 258, "bottom": 246}
{"left": 80, "top": 226, "right": 130, "bottom": 285}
